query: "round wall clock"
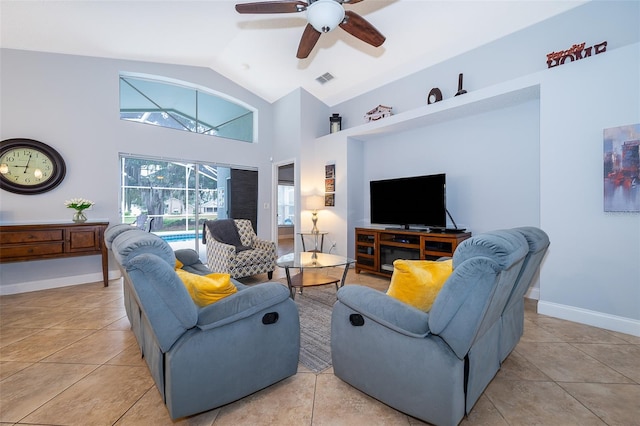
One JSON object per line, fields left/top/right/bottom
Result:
{"left": 0, "top": 138, "right": 66, "bottom": 195}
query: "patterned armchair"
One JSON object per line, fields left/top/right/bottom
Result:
{"left": 204, "top": 219, "right": 277, "bottom": 279}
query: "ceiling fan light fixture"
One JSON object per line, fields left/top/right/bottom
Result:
{"left": 307, "top": 0, "right": 345, "bottom": 33}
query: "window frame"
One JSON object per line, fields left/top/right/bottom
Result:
{"left": 119, "top": 72, "right": 258, "bottom": 143}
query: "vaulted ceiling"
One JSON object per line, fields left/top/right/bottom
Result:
{"left": 0, "top": 0, "right": 586, "bottom": 105}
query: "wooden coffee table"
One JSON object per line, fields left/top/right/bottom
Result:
{"left": 276, "top": 252, "right": 354, "bottom": 299}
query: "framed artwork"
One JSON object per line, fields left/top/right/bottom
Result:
{"left": 325, "top": 178, "right": 335, "bottom": 192}
{"left": 603, "top": 123, "right": 640, "bottom": 212}
{"left": 325, "top": 193, "right": 335, "bottom": 207}
{"left": 325, "top": 163, "right": 335, "bottom": 207}
{"left": 325, "top": 164, "right": 335, "bottom": 179}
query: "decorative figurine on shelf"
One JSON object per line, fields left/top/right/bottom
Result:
{"left": 427, "top": 88, "right": 443, "bottom": 104}
{"left": 455, "top": 73, "right": 467, "bottom": 96}
{"left": 364, "top": 105, "right": 393, "bottom": 122}
{"left": 64, "top": 197, "right": 94, "bottom": 223}
{"left": 330, "top": 113, "right": 342, "bottom": 133}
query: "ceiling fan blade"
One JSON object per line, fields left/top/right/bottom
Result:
{"left": 297, "top": 23, "right": 322, "bottom": 59}
{"left": 339, "top": 10, "right": 385, "bottom": 47}
{"left": 235, "top": 1, "right": 307, "bottom": 14}
{"left": 341, "top": 0, "right": 364, "bottom": 3}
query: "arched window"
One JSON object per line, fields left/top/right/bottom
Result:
{"left": 119, "top": 74, "right": 256, "bottom": 143}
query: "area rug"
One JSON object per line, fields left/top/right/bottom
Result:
{"left": 292, "top": 284, "right": 338, "bottom": 373}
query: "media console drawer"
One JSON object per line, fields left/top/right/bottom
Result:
{"left": 0, "top": 221, "right": 110, "bottom": 286}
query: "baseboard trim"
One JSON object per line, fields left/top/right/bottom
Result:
{"left": 0, "top": 269, "right": 121, "bottom": 295}
{"left": 537, "top": 300, "right": 640, "bottom": 337}
{"left": 525, "top": 287, "right": 540, "bottom": 300}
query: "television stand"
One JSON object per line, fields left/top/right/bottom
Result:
{"left": 355, "top": 227, "right": 471, "bottom": 277}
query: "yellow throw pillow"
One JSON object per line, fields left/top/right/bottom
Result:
{"left": 175, "top": 269, "right": 237, "bottom": 307}
{"left": 175, "top": 259, "right": 184, "bottom": 270}
{"left": 386, "top": 259, "right": 453, "bottom": 312}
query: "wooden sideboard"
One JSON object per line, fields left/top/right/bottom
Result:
{"left": 0, "top": 221, "right": 110, "bottom": 286}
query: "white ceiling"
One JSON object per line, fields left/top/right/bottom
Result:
{"left": 0, "top": 0, "right": 586, "bottom": 106}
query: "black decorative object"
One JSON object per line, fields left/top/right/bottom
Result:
{"left": 330, "top": 113, "right": 342, "bottom": 133}
{"left": 427, "top": 88, "right": 443, "bottom": 104}
{"left": 455, "top": 73, "right": 467, "bottom": 96}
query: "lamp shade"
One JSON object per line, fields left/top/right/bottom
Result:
{"left": 306, "top": 0, "right": 345, "bottom": 33}
{"left": 305, "top": 195, "right": 324, "bottom": 211}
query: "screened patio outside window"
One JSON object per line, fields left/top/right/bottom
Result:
{"left": 119, "top": 74, "right": 256, "bottom": 143}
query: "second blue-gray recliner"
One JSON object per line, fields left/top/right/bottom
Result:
{"left": 331, "top": 229, "right": 535, "bottom": 426}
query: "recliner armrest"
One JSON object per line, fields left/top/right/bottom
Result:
{"left": 196, "top": 282, "right": 292, "bottom": 330}
{"left": 174, "top": 249, "right": 211, "bottom": 275}
{"left": 336, "top": 286, "right": 431, "bottom": 338}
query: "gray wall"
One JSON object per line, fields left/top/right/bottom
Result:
{"left": 0, "top": 49, "right": 275, "bottom": 292}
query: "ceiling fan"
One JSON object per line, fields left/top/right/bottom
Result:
{"left": 235, "top": 0, "right": 386, "bottom": 59}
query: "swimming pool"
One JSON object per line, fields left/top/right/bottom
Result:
{"left": 159, "top": 233, "right": 202, "bottom": 242}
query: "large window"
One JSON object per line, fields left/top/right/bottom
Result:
{"left": 120, "top": 155, "right": 257, "bottom": 258}
{"left": 119, "top": 74, "right": 256, "bottom": 143}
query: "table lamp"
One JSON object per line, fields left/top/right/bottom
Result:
{"left": 305, "top": 195, "right": 324, "bottom": 234}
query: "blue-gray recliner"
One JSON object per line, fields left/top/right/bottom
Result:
{"left": 331, "top": 229, "right": 532, "bottom": 426}
{"left": 499, "top": 227, "right": 550, "bottom": 361}
{"left": 105, "top": 225, "right": 300, "bottom": 420}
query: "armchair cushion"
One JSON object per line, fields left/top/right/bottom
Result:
{"left": 175, "top": 269, "right": 237, "bottom": 307}
{"left": 387, "top": 259, "right": 453, "bottom": 312}
{"left": 203, "top": 219, "right": 251, "bottom": 252}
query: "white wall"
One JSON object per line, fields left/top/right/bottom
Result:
{"left": 300, "top": 1, "right": 639, "bottom": 335}
{"left": 359, "top": 99, "right": 540, "bottom": 234}
{"left": 0, "top": 49, "right": 275, "bottom": 293}
{"left": 537, "top": 44, "right": 640, "bottom": 330}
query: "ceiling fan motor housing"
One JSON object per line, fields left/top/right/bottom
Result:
{"left": 307, "top": 0, "right": 345, "bottom": 33}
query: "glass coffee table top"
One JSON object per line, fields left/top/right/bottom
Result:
{"left": 276, "top": 252, "right": 355, "bottom": 299}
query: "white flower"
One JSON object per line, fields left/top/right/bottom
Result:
{"left": 64, "top": 197, "right": 94, "bottom": 211}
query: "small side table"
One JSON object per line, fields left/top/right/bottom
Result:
{"left": 297, "top": 231, "right": 328, "bottom": 253}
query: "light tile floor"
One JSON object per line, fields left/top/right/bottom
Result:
{"left": 1, "top": 257, "right": 639, "bottom": 425}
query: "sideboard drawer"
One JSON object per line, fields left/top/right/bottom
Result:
{"left": 1, "top": 242, "right": 65, "bottom": 260}
{"left": 0, "top": 230, "right": 64, "bottom": 244}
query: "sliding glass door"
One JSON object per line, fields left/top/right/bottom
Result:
{"left": 119, "top": 155, "right": 257, "bottom": 258}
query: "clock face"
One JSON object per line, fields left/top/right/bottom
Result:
{"left": 0, "top": 139, "right": 66, "bottom": 194}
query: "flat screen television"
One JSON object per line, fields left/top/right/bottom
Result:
{"left": 370, "top": 173, "right": 446, "bottom": 230}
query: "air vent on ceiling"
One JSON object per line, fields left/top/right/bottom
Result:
{"left": 315, "top": 72, "right": 334, "bottom": 85}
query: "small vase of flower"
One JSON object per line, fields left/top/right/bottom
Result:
{"left": 65, "top": 198, "right": 94, "bottom": 223}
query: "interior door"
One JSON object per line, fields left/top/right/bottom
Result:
{"left": 276, "top": 162, "right": 295, "bottom": 254}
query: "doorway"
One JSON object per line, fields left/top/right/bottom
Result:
{"left": 276, "top": 162, "right": 295, "bottom": 255}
